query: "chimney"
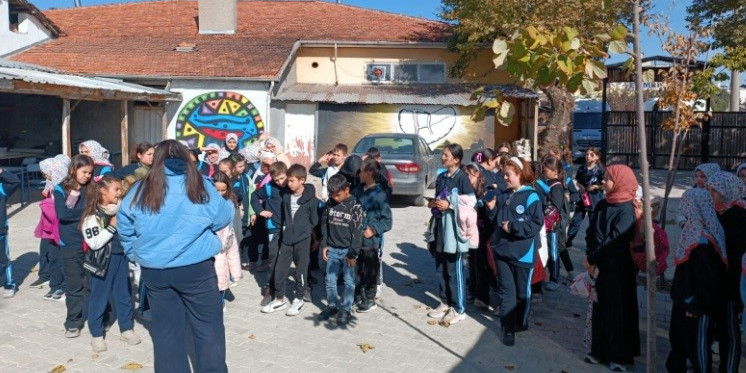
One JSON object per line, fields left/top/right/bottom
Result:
{"left": 198, "top": 0, "right": 236, "bottom": 35}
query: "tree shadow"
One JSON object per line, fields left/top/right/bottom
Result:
{"left": 10, "top": 252, "right": 39, "bottom": 287}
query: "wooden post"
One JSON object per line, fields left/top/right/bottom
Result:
{"left": 121, "top": 100, "right": 129, "bottom": 167}
{"left": 161, "top": 106, "right": 168, "bottom": 141}
{"left": 532, "top": 98, "right": 539, "bottom": 160}
{"left": 62, "top": 98, "right": 71, "bottom": 156}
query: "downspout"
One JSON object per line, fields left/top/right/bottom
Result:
{"left": 332, "top": 43, "right": 339, "bottom": 86}
{"left": 266, "top": 81, "right": 274, "bottom": 134}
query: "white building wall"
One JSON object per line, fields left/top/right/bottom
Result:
{"left": 166, "top": 80, "right": 271, "bottom": 150}
{"left": 0, "top": 0, "right": 53, "bottom": 57}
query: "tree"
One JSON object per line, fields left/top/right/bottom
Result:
{"left": 441, "top": 0, "right": 632, "bottom": 150}
{"left": 688, "top": 0, "right": 746, "bottom": 111}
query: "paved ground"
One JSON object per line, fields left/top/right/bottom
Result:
{"left": 0, "top": 170, "right": 742, "bottom": 372}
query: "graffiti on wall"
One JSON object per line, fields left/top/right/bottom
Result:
{"left": 175, "top": 91, "right": 264, "bottom": 148}
{"left": 317, "top": 103, "right": 493, "bottom": 156}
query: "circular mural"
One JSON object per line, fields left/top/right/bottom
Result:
{"left": 175, "top": 91, "right": 264, "bottom": 149}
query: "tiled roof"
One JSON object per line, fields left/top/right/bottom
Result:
{"left": 274, "top": 83, "right": 538, "bottom": 106}
{"left": 9, "top": 0, "right": 450, "bottom": 79}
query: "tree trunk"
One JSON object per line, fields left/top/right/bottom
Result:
{"left": 730, "top": 70, "right": 740, "bottom": 112}
{"left": 633, "top": 2, "right": 657, "bottom": 371}
{"left": 539, "top": 85, "right": 575, "bottom": 151}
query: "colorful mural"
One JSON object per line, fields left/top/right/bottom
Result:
{"left": 175, "top": 91, "right": 264, "bottom": 148}
{"left": 317, "top": 103, "right": 494, "bottom": 156}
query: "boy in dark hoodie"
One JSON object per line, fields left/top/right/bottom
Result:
{"left": 251, "top": 161, "right": 288, "bottom": 305}
{"left": 352, "top": 158, "right": 393, "bottom": 313}
{"left": 0, "top": 168, "right": 20, "bottom": 298}
{"left": 261, "top": 164, "right": 319, "bottom": 316}
{"left": 319, "top": 174, "right": 364, "bottom": 325}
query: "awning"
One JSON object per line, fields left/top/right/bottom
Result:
{"left": 0, "top": 59, "right": 178, "bottom": 101}
{"left": 274, "top": 83, "right": 537, "bottom": 106}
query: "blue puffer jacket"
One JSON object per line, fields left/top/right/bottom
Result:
{"left": 117, "top": 160, "right": 234, "bottom": 269}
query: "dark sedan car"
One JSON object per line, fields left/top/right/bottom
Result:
{"left": 352, "top": 133, "right": 438, "bottom": 205}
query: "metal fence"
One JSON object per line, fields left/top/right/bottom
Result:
{"left": 602, "top": 111, "right": 746, "bottom": 170}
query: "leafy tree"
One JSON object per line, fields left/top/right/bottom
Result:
{"left": 441, "top": 0, "right": 633, "bottom": 150}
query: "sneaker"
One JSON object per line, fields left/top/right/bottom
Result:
{"left": 609, "top": 363, "right": 626, "bottom": 372}
{"left": 427, "top": 304, "right": 450, "bottom": 319}
{"left": 261, "top": 298, "right": 289, "bottom": 313}
{"left": 584, "top": 354, "right": 600, "bottom": 364}
{"left": 285, "top": 299, "right": 305, "bottom": 316}
{"left": 91, "top": 337, "right": 107, "bottom": 352}
{"left": 65, "top": 328, "right": 81, "bottom": 338}
{"left": 357, "top": 300, "right": 377, "bottom": 313}
{"left": 375, "top": 284, "right": 383, "bottom": 299}
{"left": 473, "top": 299, "right": 491, "bottom": 311}
{"left": 2, "top": 287, "right": 15, "bottom": 298}
{"left": 502, "top": 330, "right": 515, "bottom": 346}
{"left": 28, "top": 278, "right": 49, "bottom": 288}
{"left": 260, "top": 286, "right": 273, "bottom": 306}
{"left": 51, "top": 289, "right": 65, "bottom": 302}
{"left": 43, "top": 289, "right": 54, "bottom": 300}
{"left": 544, "top": 281, "right": 560, "bottom": 291}
{"left": 442, "top": 309, "right": 467, "bottom": 324}
{"left": 319, "top": 306, "right": 338, "bottom": 321}
{"left": 120, "top": 330, "right": 141, "bottom": 345}
{"left": 336, "top": 310, "right": 352, "bottom": 325}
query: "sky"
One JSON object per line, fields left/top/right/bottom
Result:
{"left": 33, "top": 0, "right": 696, "bottom": 63}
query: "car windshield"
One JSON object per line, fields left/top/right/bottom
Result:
{"left": 354, "top": 137, "right": 415, "bottom": 155}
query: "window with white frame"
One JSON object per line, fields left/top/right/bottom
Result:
{"left": 366, "top": 62, "right": 446, "bottom": 84}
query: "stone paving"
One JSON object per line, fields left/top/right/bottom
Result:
{"left": 0, "top": 170, "right": 742, "bottom": 372}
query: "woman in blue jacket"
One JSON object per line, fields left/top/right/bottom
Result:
{"left": 118, "top": 140, "right": 234, "bottom": 373}
{"left": 487, "top": 157, "right": 544, "bottom": 347}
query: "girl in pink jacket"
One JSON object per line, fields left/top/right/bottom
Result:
{"left": 212, "top": 172, "right": 243, "bottom": 308}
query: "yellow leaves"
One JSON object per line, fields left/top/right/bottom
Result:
{"left": 608, "top": 40, "right": 627, "bottom": 54}
{"left": 121, "top": 362, "right": 144, "bottom": 370}
{"left": 50, "top": 366, "right": 66, "bottom": 373}
{"left": 427, "top": 320, "right": 438, "bottom": 326}
{"left": 497, "top": 101, "right": 516, "bottom": 126}
{"left": 357, "top": 343, "right": 375, "bottom": 353}
{"left": 248, "top": 334, "right": 257, "bottom": 340}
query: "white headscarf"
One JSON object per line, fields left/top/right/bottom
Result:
{"left": 40, "top": 154, "right": 70, "bottom": 194}
{"left": 80, "top": 140, "right": 112, "bottom": 166}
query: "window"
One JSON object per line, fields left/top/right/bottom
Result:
{"left": 354, "top": 137, "right": 415, "bottom": 155}
{"left": 365, "top": 62, "right": 447, "bottom": 84}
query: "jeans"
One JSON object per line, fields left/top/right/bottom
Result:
{"left": 62, "top": 248, "right": 88, "bottom": 330}
{"left": 325, "top": 248, "right": 356, "bottom": 311}
{"left": 0, "top": 234, "right": 14, "bottom": 290}
{"left": 143, "top": 259, "right": 226, "bottom": 373}
{"left": 88, "top": 253, "right": 134, "bottom": 337}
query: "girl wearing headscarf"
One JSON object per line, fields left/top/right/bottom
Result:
{"left": 583, "top": 164, "right": 640, "bottom": 371}
{"left": 197, "top": 143, "right": 224, "bottom": 177}
{"left": 665, "top": 188, "right": 727, "bottom": 373}
{"left": 693, "top": 163, "right": 720, "bottom": 188}
{"left": 223, "top": 134, "right": 241, "bottom": 157}
{"left": 79, "top": 140, "right": 114, "bottom": 181}
{"left": 30, "top": 155, "right": 71, "bottom": 300}
{"left": 736, "top": 163, "right": 746, "bottom": 185}
{"left": 262, "top": 136, "right": 291, "bottom": 167}
{"left": 706, "top": 171, "right": 746, "bottom": 373}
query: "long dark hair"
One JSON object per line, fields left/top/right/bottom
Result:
{"left": 61, "top": 154, "right": 94, "bottom": 194}
{"left": 471, "top": 148, "right": 497, "bottom": 165}
{"left": 542, "top": 155, "right": 566, "bottom": 181}
{"left": 133, "top": 140, "right": 208, "bottom": 213}
{"left": 444, "top": 143, "right": 464, "bottom": 166}
{"left": 80, "top": 176, "right": 120, "bottom": 229}
{"left": 212, "top": 171, "right": 238, "bottom": 207}
{"left": 130, "top": 142, "right": 154, "bottom": 164}
{"left": 464, "top": 164, "right": 486, "bottom": 198}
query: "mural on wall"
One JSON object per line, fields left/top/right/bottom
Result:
{"left": 175, "top": 91, "right": 264, "bottom": 149}
{"left": 317, "top": 103, "right": 493, "bottom": 156}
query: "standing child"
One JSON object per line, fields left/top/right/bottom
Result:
{"left": 261, "top": 165, "right": 319, "bottom": 316}
{"left": 247, "top": 153, "right": 277, "bottom": 271}
{"left": 0, "top": 167, "right": 21, "bottom": 298}
{"left": 251, "top": 161, "right": 288, "bottom": 304}
{"left": 541, "top": 156, "right": 572, "bottom": 290}
{"left": 54, "top": 155, "right": 94, "bottom": 337}
{"left": 79, "top": 140, "right": 114, "bottom": 181}
{"left": 352, "top": 158, "right": 393, "bottom": 313}
{"left": 319, "top": 174, "right": 364, "bottom": 324}
{"left": 80, "top": 176, "right": 141, "bottom": 352}
{"left": 212, "top": 172, "right": 242, "bottom": 309}
{"left": 31, "top": 155, "right": 70, "bottom": 300}
{"left": 198, "top": 143, "right": 222, "bottom": 177}
{"left": 310, "top": 143, "right": 348, "bottom": 203}
{"left": 566, "top": 148, "right": 605, "bottom": 249}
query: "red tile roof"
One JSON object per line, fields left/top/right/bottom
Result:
{"left": 10, "top": 0, "right": 450, "bottom": 79}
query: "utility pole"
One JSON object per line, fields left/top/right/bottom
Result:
{"left": 74, "top": 0, "right": 81, "bottom": 7}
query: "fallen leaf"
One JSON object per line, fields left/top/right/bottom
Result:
{"left": 30, "top": 267, "right": 38, "bottom": 273}
{"left": 121, "top": 362, "right": 143, "bottom": 370}
{"left": 248, "top": 334, "right": 256, "bottom": 340}
{"left": 425, "top": 307, "right": 432, "bottom": 311}
{"left": 50, "top": 366, "right": 66, "bottom": 373}
{"left": 357, "top": 343, "right": 375, "bottom": 353}
{"left": 505, "top": 365, "right": 516, "bottom": 370}
{"left": 67, "top": 359, "right": 73, "bottom": 363}
{"left": 414, "top": 304, "right": 422, "bottom": 309}
{"left": 91, "top": 353, "right": 99, "bottom": 359}
{"left": 439, "top": 320, "right": 451, "bottom": 328}
{"left": 427, "top": 320, "right": 437, "bottom": 326}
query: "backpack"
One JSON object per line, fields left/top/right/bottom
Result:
{"left": 537, "top": 180, "right": 563, "bottom": 231}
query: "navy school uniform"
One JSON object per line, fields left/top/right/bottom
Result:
{"left": 489, "top": 185, "right": 544, "bottom": 333}
{"left": 536, "top": 178, "right": 573, "bottom": 282}
{"left": 352, "top": 183, "right": 393, "bottom": 302}
{"left": 0, "top": 170, "right": 21, "bottom": 291}
{"left": 566, "top": 164, "right": 605, "bottom": 247}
